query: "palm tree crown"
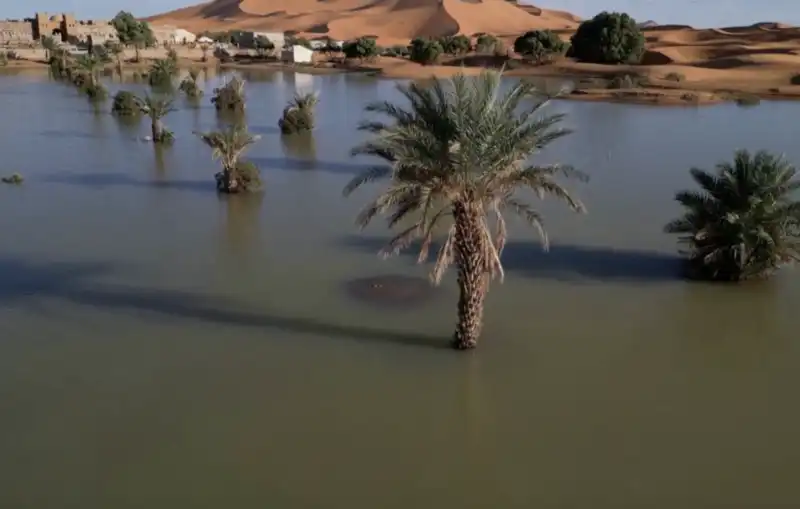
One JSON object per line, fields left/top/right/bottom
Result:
{"left": 344, "top": 70, "right": 586, "bottom": 349}
{"left": 665, "top": 149, "right": 800, "bottom": 281}
{"left": 139, "top": 94, "right": 175, "bottom": 120}
{"left": 195, "top": 124, "right": 260, "bottom": 172}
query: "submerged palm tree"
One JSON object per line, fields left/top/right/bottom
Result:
{"left": 194, "top": 124, "right": 262, "bottom": 193}
{"left": 74, "top": 54, "right": 103, "bottom": 88}
{"left": 278, "top": 92, "right": 319, "bottom": 134}
{"left": 148, "top": 57, "right": 177, "bottom": 87}
{"left": 344, "top": 70, "right": 586, "bottom": 350}
{"left": 211, "top": 75, "right": 246, "bottom": 113}
{"left": 179, "top": 69, "right": 203, "bottom": 98}
{"left": 138, "top": 94, "right": 176, "bottom": 143}
{"left": 665, "top": 149, "right": 800, "bottom": 281}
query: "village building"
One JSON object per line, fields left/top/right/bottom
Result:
{"left": 281, "top": 44, "right": 314, "bottom": 64}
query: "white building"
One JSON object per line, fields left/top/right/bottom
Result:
{"left": 281, "top": 45, "right": 313, "bottom": 64}
{"left": 197, "top": 35, "right": 213, "bottom": 44}
{"left": 173, "top": 28, "right": 196, "bottom": 44}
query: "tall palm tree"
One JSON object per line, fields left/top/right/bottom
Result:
{"left": 344, "top": 70, "right": 586, "bottom": 350}
{"left": 138, "top": 94, "right": 176, "bottom": 143}
{"left": 665, "top": 149, "right": 800, "bottom": 281}
{"left": 194, "top": 124, "right": 262, "bottom": 193}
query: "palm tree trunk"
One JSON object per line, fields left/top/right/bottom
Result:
{"left": 452, "top": 200, "right": 488, "bottom": 350}
{"left": 152, "top": 118, "right": 163, "bottom": 142}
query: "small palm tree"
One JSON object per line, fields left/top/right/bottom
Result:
{"left": 179, "top": 69, "right": 203, "bottom": 98}
{"left": 211, "top": 75, "right": 246, "bottom": 113}
{"left": 148, "top": 58, "right": 177, "bottom": 87}
{"left": 138, "top": 94, "right": 176, "bottom": 144}
{"left": 665, "top": 149, "right": 800, "bottom": 281}
{"left": 278, "top": 92, "right": 319, "bottom": 134}
{"left": 194, "top": 124, "right": 262, "bottom": 193}
{"left": 344, "top": 70, "right": 586, "bottom": 350}
{"left": 74, "top": 54, "right": 103, "bottom": 88}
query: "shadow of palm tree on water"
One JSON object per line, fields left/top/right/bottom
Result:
{"left": 0, "top": 258, "right": 448, "bottom": 350}
{"left": 338, "top": 235, "right": 684, "bottom": 283}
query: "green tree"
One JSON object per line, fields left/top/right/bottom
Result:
{"left": 278, "top": 92, "right": 319, "bottom": 134}
{"left": 343, "top": 71, "right": 586, "bottom": 350}
{"left": 138, "top": 94, "right": 176, "bottom": 144}
{"left": 342, "top": 37, "right": 380, "bottom": 61}
{"left": 409, "top": 38, "right": 443, "bottom": 64}
{"left": 514, "top": 30, "right": 567, "bottom": 63}
{"left": 569, "top": 11, "right": 645, "bottom": 64}
{"left": 439, "top": 34, "right": 471, "bottom": 55}
{"left": 665, "top": 150, "right": 800, "bottom": 281}
{"left": 105, "top": 41, "right": 124, "bottom": 68}
{"left": 195, "top": 125, "right": 262, "bottom": 193}
{"left": 112, "top": 11, "right": 155, "bottom": 47}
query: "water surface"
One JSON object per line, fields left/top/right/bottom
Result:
{"left": 1, "top": 70, "right": 798, "bottom": 508}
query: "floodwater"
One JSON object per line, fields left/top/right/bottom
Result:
{"left": 0, "top": 69, "right": 798, "bottom": 508}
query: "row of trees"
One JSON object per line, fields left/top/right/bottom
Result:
{"left": 339, "top": 10, "right": 646, "bottom": 66}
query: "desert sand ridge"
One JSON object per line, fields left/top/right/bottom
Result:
{"left": 147, "top": 0, "right": 579, "bottom": 43}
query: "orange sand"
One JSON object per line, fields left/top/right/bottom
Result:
{"left": 145, "top": 2, "right": 800, "bottom": 105}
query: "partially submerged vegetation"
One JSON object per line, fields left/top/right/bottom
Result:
{"left": 111, "top": 90, "right": 142, "bottom": 116}
{"left": 1, "top": 173, "right": 23, "bottom": 185}
{"left": 179, "top": 70, "right": 204, "bottom": 98}
{"left": 138, "top": 94, "right": 176, "bottom": 144}
{"left": 211, "top": 75, "right": 246, "bottom": 113}
{"left": 278, "top": 92, "right": 319, "bottom": 134}
{"left": 195, "top": 124, "right": 262, "bottom": 193}
{"left": 666, "top": 150, "right": 800, "bottom": 282}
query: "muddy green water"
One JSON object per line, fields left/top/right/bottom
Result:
{"left": 0, "top": 69, "right": 798, "bottom": 508}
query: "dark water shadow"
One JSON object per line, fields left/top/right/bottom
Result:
{"left": 249, "top": 125, "right": 281, "bottom": 136}
{"left": 40, "top": 172, "right": 214, "bottom": 194}
{"left": 0, "top": 257, "right": 448, "bottom": 351}
{"left": 280, "top": 132, "right": 317, "bottom": 162}
{"left": 38, "top": 129, "right": 106, "bottom": 141}
{"left": 338, "top": 235, "right": 684, "bottom": 283}
{"left": 250, "top": 156, "right": 379, "bottom": 175}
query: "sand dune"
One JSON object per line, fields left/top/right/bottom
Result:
{"left": 147, "top": 0, "right": 578, "bottom": 43}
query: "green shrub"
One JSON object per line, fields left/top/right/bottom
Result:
{"left": 84, "top": 83, "right": 108, "bottom": 101}
{"left": 439, "top": 34, "right": 471, "bottom": 55}
{"left": 569, "top": 11, "right": 645, "bottom": 64}
{"left": 513, "top": 30, "right": 567, "bottom": 63}
{"left": 148, "top": 58, "right": 177, "bottom": 87}
{"left": 342, "top": 37, "right": 380, "bottom": 61}
{"left": 734, "top": 93, "right": 761, "bottom": 106}
{"left": 607, "top": 73, "right": 646, "bottom": 89}
{"left": 111, "top": 90, "right": 141, "bottom": 115}
{"left": 383, "top": 45, "right": 410, "bottom": 58}
{"left": 475, "top": 34, "right": 500, "bottom": 53}
{"left": 409, "top": 38, "right": 443, "bottom": 65}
